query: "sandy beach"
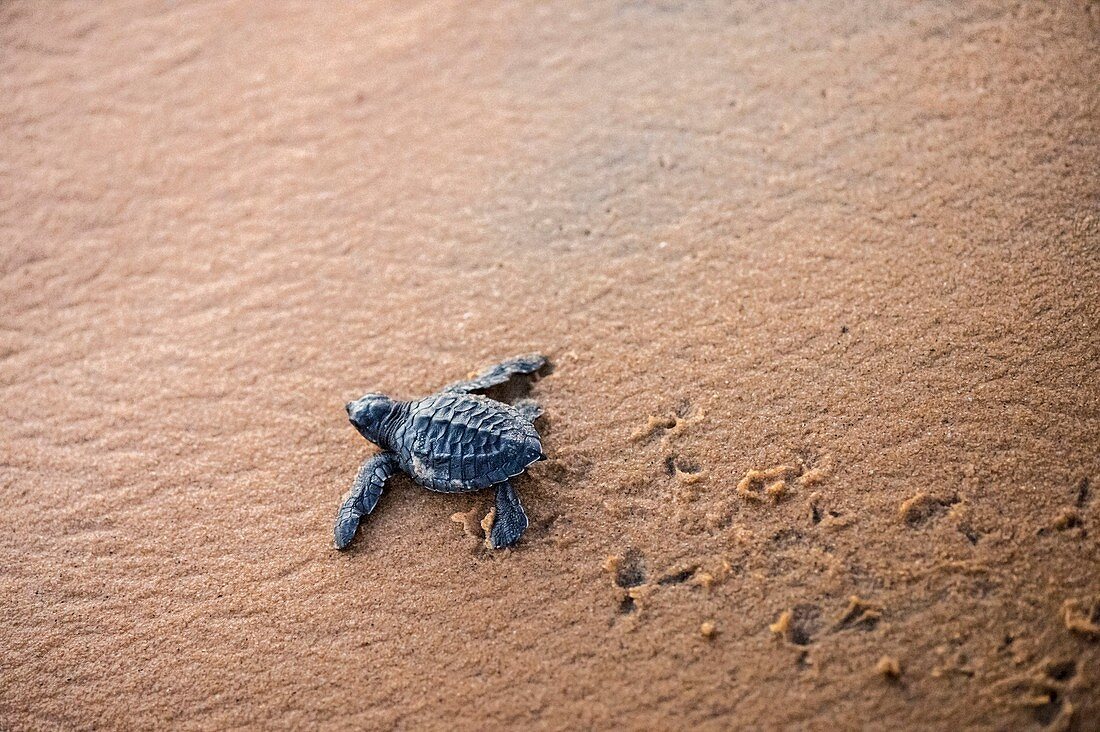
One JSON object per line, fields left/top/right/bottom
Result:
{"left": 2, "top": 1, "right": 1098, "bottom": 728}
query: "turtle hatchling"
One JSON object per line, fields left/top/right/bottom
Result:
{"left": 334, "top": 354, "right": 549, "bottom": 550}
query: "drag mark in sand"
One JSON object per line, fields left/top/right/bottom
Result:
{"left": 771, "top": 596, "right": 885, "bottom": 650}
{"left": 630, "top": 400, "right": 704, "bottom": 445}
{"left": 604, "top": 549, "right": 649, "bottom": 618}
{"left": 737, "top": 460, "right": 830, "bottom": 505}
{"left": 875, "top": 655, "right": 902, "bottom": 681}
{"left": 832, "top": 595, "right": 882, "bottom": 632}
{"left": 601, "top": 551, "right": 732, "bottom": 627}
{"left": 666, "top": 454, "right": 708, "bottom": 503}
{"left": 769, "top": 604, "right": 822, "bottom": 647}
{"left": 990, "top": 657, "right": 1080, "bottom": 729}
{"left": 1041, "top": 476, "right": 1093, "bottom": 538}
{"left": 1060, "top": 598, "right": 1100, "bottom": 640}
{"left": 898, "top": 492, "right": 960, "bottom": 526}
{"left": 450, "top": 506, "right": 483, "bottom": 538}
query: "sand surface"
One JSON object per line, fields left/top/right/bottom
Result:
{"left": 2, "top": 1, "right": 1099, "bottom": 729}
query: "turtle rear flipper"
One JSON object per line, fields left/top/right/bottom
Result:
{"left": 442, "top": 354, "right": 546, "bottom": 394}
{"left": 512, "top": 399, "right": 543, "bottom": 422}
{"left": 334, "top": 452, "right": 398, "bottom": 549}
{"left": 486, "top": 480, "right": 528, "bottom": 549}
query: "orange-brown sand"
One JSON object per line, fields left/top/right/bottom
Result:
{"left": 2, "top": 1, "right": 1098, "bottom": 729}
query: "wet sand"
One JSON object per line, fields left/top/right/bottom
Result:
{"left": 2, "top": 1, "right": 1098, "bottom": 729}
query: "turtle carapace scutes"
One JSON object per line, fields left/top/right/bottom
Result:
{"left": 334, "top": 354, "right": 548, "bottom": 550}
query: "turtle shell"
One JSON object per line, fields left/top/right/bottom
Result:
{"left": 394, "top": 393, "right": 543, "bottom": 492}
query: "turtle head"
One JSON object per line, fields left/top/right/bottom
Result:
{"left": 346, "top": 393, "right": 399, "bottom": 445}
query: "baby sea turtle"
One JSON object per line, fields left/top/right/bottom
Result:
{"left": 334, "top": 354, "right": 549, "bottom": 550}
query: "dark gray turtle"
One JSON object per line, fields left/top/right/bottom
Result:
{"left": 334, "top": 354, "right": 548, "bottom": 550}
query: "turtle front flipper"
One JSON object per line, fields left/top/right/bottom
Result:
{"left": 486, "top": 480, "right": 529, "bottom": 549}
{"left": 334, "top": 452, "right": 399, "bottom": 549}
{"left": 442, "top": 354, "right": 547, "bottom": 394}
